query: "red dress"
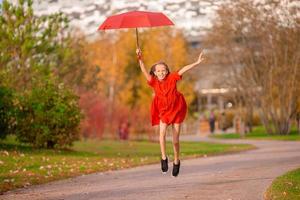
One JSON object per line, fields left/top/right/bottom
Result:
{"left": 147, "top": 71, "right": 187, "bottom": 126}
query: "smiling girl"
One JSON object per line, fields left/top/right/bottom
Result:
{"left": 136, "top": 48, "right": 204, "bottom": 177}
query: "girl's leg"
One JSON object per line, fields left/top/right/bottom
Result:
{"left": 172, "top": 123, "right": 181, "bottom": 164}
{"left": 159, "top": 120, "right": 168, "bottom": 159}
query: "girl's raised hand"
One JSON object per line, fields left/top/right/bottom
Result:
{"left": 178, "top": 51, "right": 205, "bottom": 75}
{"left": 196, "top": 51, "right": 205, "bottom": 64}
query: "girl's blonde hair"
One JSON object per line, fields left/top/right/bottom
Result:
{"left": 149, "top": 62, "right": 170, "bottom": 76}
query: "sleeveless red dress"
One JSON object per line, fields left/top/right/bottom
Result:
{"left": 147, "top": 71, "right": 187, "bottom": 126}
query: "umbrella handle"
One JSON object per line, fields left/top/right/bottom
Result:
{"left": 135, "top": 28, "right": 140, "bottom": 49}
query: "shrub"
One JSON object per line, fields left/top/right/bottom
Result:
{"left": 15, "top": 80, "right": 82, "bottom": 148}
{"left": 0, "top": 86, "right": 16, "bottom": 139}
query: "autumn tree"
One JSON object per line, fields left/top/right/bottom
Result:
{"left": 84, "top": 31, "right": 135, "bottom": 137}
{"left": 204, "top": 0, "right": 300, "bottom": 135}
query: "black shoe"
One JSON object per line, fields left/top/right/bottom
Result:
{"left": 172, "top": 160, "right": 180, "bottom": 177}
{"left": 161, "top": 157, "right": 168, "bottom": 173}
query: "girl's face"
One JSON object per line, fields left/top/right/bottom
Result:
{"left": 154, "top": 64, "right": 168, "bottom": 80}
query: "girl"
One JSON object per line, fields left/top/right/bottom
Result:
{"left": 136, "top": 48, "right": 204, "bottom": 177}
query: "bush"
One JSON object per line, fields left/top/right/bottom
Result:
{"left": 251, "top": 112, "right": 262, "bottom": 126}
{"left": 15, "top": 80, "right": 82, "bottom": 148}
{"left": 0, "top": 86, "right": 16, "bottom": 139}
{"left": 216, "top": 110, "right": 234, "bottom": 130}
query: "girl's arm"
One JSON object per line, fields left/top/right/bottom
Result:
{"left": 136, "top": 49, "right": 151, "bottom": 82}
{"left": 178, "top": 51, "right": 204, "bottom": 76}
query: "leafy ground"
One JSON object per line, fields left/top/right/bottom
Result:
{"left": 0, "top": 135, "right": 254, "bottom": 193}
{"left": 211, "top": 126, "right": 300, "bottom": 141}
{"left": 265, "top": 168, "right": 300, "bottom": 200}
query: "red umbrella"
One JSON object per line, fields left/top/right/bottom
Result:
{"left": 98, "top": 10, "right": 174, "bottom": 48}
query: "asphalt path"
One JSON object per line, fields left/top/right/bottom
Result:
{"left": 2, "top": 136, "right": 300, "bottom": 200}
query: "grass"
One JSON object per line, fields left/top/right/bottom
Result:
{"left": 265, "top": 168, "right": 300, "bottom": 200}
{"left": 0, "top": 135, "right": 254, "bottom": 193}
{"left": 211, "top": 126, "right": 300, "bottom": 141}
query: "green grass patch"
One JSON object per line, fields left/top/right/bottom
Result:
{"left": 211, "top": 126, "right": 300, "bottom": 141}
{"left": 265, "top": 168, "right": 300, "bottom": 200}
{"left": 0, "top": 135, "right": 254, "bottom": 193}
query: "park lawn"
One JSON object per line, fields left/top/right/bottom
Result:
{"left": 265, "top": 168, "right": 300, "bottom": 200}
{"left": 211, "top": 126, "right": 300, "bottom": 141}
{"left": 0, "top": 135, "right": 254, "bottom": 193}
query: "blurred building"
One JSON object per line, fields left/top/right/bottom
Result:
{"left": 18, "top": 0, "right": 226, "bottom": 40}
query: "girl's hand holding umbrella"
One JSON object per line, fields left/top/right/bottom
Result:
{"left": 136, "top": 48, "right": 151, "bottom": 81}
{"left": 136, "top": 48, "right": 142, "bottom": 60}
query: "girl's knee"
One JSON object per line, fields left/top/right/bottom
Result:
{"left": 172, "top": 130, "right": 180, "bottom": 138}
{"left": 160, "top": 134, "right": 166, "bottom": 139}
{"left": 159, "top": 130, "right": 167, "bottom": 136}
{"left": 172, "top": 139, "right": 179, "bottom": 146}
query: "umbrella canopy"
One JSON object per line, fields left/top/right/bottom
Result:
{"left": 98, "top": 10, "right": 174, "bottom": 47}
{"left": 98, "top": 10, "right": 174, "bottom": 30}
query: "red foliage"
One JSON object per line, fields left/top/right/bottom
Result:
{"left": 78, "top": 90, "right": 154, "bottom": 140}
{"left": 79, "top": 90, "right": 107, "bottom": 139}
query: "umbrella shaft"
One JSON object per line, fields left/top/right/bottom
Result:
{"left": 135, "top": 28, "right": 140, "bottom": 48}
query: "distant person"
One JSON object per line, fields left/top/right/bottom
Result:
{"left": 136, "top": 48, "right": 204, "bottom": 177}
{"left": 118, "top": 120, "right": 130, "bottom": 140}
{"left": 209, "top": 110, "right": 216, "bottom": 134}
